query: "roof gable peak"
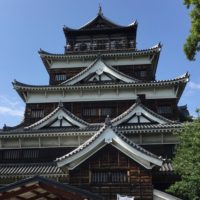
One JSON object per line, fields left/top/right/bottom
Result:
{"left": 60, "top": 58, "right": 139, "bottom": 85}
{"left": 25, "top": 103, "right": 89, "bottom": 130}
{"left": 111, "top": 100, "right": 178, "bottom": 126}
{"left": 56, "top": 125, "right": 162, "bottom": 169}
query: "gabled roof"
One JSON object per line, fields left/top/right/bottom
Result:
{"left": 63, "top": 6, "right": 137, "bottom": 32}
{"left": 0, "top": 175, "right": 102, "bottom": 200}
{"left": 79, "top": 11, "right": 136, "bottom": 30}
{"left": 25, "top": 102, "right": 90, "bottom": 130}
{"left": 60, "top": 57, "right": 139, "bottom": 85}
{"left": 56, "top": 125, "right": 163, "bottom": 170}
{"left": 0, "top": 162, "right": 65, "bottom": 179}
{"left": 13, "top": 72, "right": 189, "bottom": 102}
{"left": 111, "top": 98, "right": 179, "bottom": 126}
{"left": 13, "top": 72, "right": 189, "bottom": 90}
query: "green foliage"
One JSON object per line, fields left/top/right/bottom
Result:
{"left": 167, "top": 118, "right": 200, "bottom": 199}
{"left": 195, "top": 108, "right": 200, "bottom": 117}
{"left": 183, "top": 0, "right": 200, "bottom": 60}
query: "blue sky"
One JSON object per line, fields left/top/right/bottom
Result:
{"left": 0, "top": 0, "right": 200, "bottom": 127}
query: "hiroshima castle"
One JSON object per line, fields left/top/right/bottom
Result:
{"left": 0, "top": 7, "right": 188, "bottom": 200}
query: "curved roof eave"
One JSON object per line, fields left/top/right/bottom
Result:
{"left": 39, "top": 44, "right": 161, "bottom": 58}
{"left": 63, "top": 14, "right": 137, "bottom": 33}
{"left": 38, "top": 45, "right": 161, "bottom": 71}
{"left": 12, "top": 72, "right": 189, "bottom": 91}
{"left": 56, "top": 125, "right": 163, "bottom": 169}
{"left": 24, "top": 103, "right": 90, "bottom": 130}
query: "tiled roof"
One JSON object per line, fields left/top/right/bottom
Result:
{"left": 0, "top": 163, "right": 66, "bottom": 179}
{"left": 115, "top": 128, "right": 160, "bottom": 160}
{"left": 0, "top": 176, "right": 103, "bottom": 200}
{"left": 56, "top": 125, "right": 107, "bottom": 162}
{"left": 13, "top": 72, "right": 189, "bottom": 92}
{"left": 117, "top": 123, "right": 181, "bottom": 134}
{"left": 56, "top": 125, "right": 161, "bottom": 162}
{"left": 159, "top": 159, "right": 174, "bottom": 173}
{"left": 0, "top": 127, "right": 99, "bottom": 138}
{"left": 79, "top": 11, "right": 126, "bottom": 30}
{"left": 39, "top": 45, "right": 160, "bottom": 58}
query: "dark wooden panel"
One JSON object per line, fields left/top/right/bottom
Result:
{"left": 24, "top": 99, "right": 179, "bottom": 125}
{"left": 49, "top": 67, "right": 85, "bottom": 85}
{"left": 69, "top": 145, "right": 153, "bottom": 200}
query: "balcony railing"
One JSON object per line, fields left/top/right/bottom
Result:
{"left": 65, "top": 40, "right": 135, "bottom": 53}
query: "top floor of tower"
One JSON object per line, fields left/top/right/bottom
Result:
{"left": 63, "top": 6, "right": 137, "bottom": 53}
{"left": 39, "top": 7, "right": 161, "bottom": 85}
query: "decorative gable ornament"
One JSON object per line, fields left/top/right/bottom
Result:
{"left": 25, "top": 103, "right": 89, "bottom": 130}
{"left": 60, "top": 58, "right": 139, "bottom": 85}
{"left": 111, "top": 100, "right": 177, "bottom": 126}
{"left": 56, "top": 125, "right": 163, "bottom": 169}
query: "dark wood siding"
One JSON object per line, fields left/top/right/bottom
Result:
{"left": 113, "top": 65, "right": 154, "bottom": 81}
{"left": 0, "top": 147, "right": 74, "bottom": 163}
{"left": 69, "top": 145, "right": 153, "bottom": 200}
{"left": 24, "top": 99, "right": 179, "bottom": 126}
{"left": 49, "top": 67, "right": 85, "bottom": 85}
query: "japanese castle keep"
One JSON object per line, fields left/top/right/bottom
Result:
{"left": 0, "top": 7, "right": 189, "bottom": 200}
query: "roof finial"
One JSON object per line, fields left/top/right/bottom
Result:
{"left": 58, "top": 101, "right": 64, "bottom": 108}
{"left": 105, "top": 115, "right": 111, "bottom": 126}
{"left": 98, "top": 4, "right": 103, "bottom": 15}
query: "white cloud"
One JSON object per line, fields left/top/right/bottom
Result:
{"left": 0, "top": 95, "right": 24, "bottom": 117}
{"left": 188, "top": 82, "right": 200, "bottom": 90}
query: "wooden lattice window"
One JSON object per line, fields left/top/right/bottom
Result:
{"left": 157, "top": 106, "right": 172, "bottom": 114}
{"left": 31, "top": 109, "right": 44, "bottom": 118}
{"left": 55, "top": 74, "right": 67, "bottom": 81}
{"left": 91, "top": 170, "right": 128, "bottom": 184}
{"left": 83, "top": 108, "right": 113, "bottom": 117}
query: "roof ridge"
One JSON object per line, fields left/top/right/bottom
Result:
{"left": 115, "top": 129, "right": 161, "bottom": 160}
{"left": 56, "top": 124, "right": 163, "bottom": 166}
{"left": 56, "top": 124, "right": 106, "bottom": 161}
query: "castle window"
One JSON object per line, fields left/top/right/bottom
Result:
{"left": 83, "top": 108, "right": 113, "bottom": 117}
{"left": 134, "top": 70, "right": 147, "bottom": 78}
{"left": 157, "top": 106, "right": 172, "bottom": 114}
{"left": 55, "top": 74, "right": 67, "bottom": 81}
{"left": 80, "top": 43, "right": 87, "bottom": 51}
{"left": 140, "top": 70, "right": 147, "bottom": 77}
{"left": 91, "top": 170, "right": 128, "bottom": 184}
{"left": 31, "top": 109, "right": 44, "bottom": 118}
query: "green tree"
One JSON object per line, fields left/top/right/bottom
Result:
{"left": 167, "top": 118, "right": 200, "bottom": 199}
{"left": 183, "top": 0, "right": 200, "bottom": 60}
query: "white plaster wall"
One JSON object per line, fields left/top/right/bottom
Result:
{"left": 21, "top": 138, "right": 39, "bottom": 147}
{"left": 50, "top": 56, "right": 151, "bottom": 69}
{"left": 26, "top": 86, "right": 176, "bottom": 103}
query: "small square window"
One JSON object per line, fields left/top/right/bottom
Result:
{"left": 91, "top": 170, "right": 128, "bottom": 184}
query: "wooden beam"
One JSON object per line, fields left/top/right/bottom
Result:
{"left": 39, "top": 183, "right": 84, "bottom": 200}
{"left": 25, "top": 191, "right": 55, "bottom": 200}
{"left": 16, "top": 196, "right": 26, "bottom": 200}
{"left": 0, "top": 185, "right": 40, "bottom": 199}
